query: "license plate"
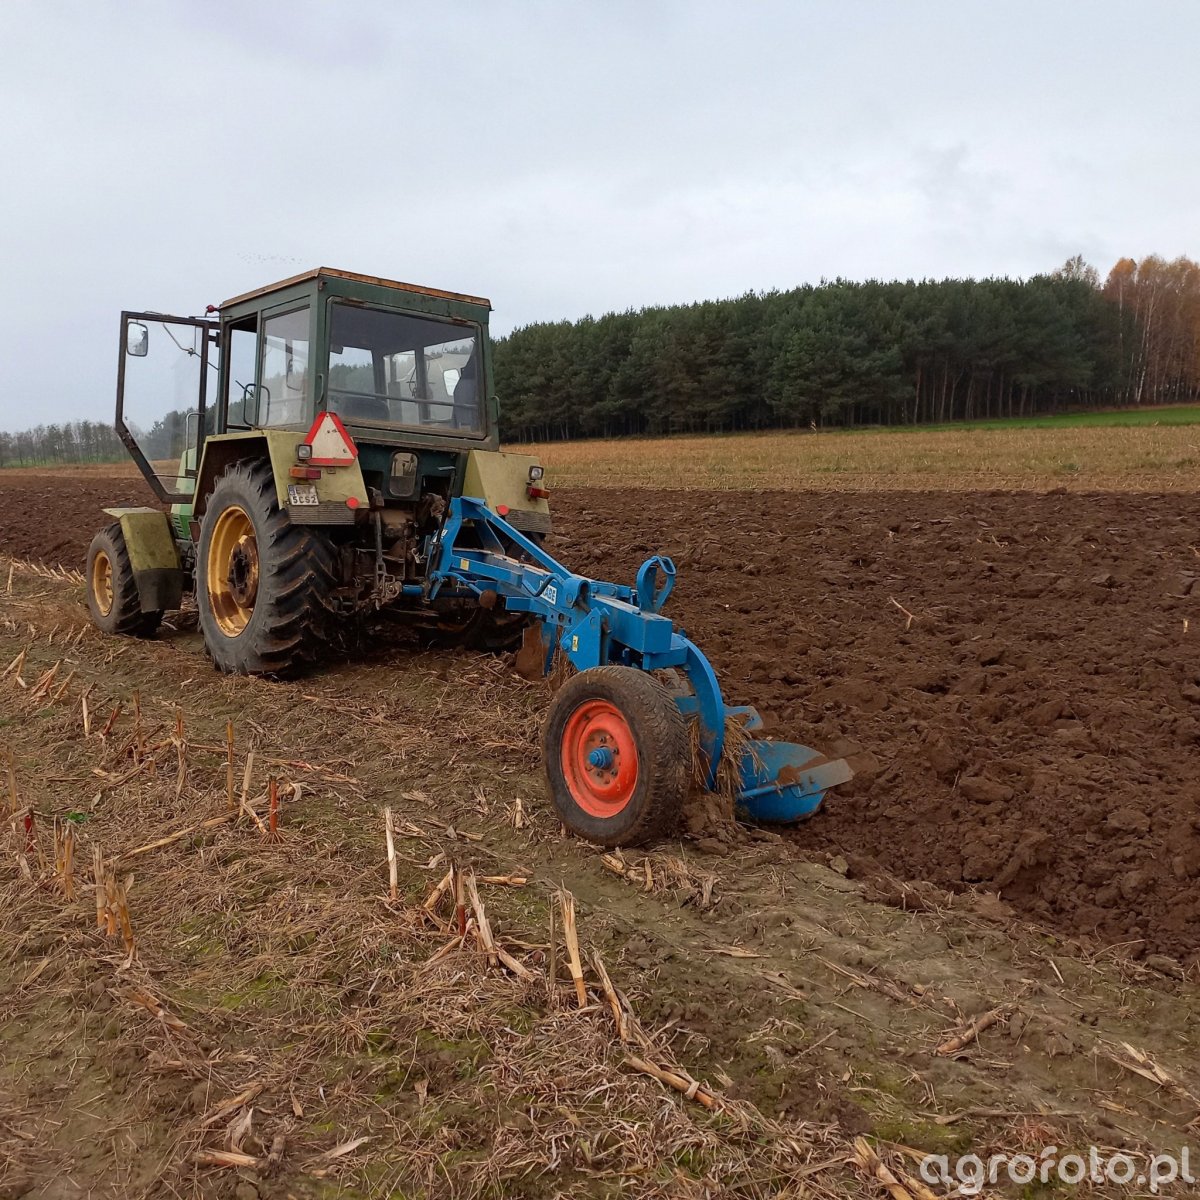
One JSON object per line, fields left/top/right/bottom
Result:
{"left": 287, "top": 484, "right": 319, "bottom": 506}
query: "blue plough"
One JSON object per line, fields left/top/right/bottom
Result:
{"left": 425, "top": 497, "right": 853, "bottom": 837}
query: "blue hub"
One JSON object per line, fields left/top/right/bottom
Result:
{"left": 587, "top": 746, "right": 615, "bottom": 770}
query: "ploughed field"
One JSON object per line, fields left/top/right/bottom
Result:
{"left": 2, "top": 470, "right": 1198, "bottom": 963}
{"left": 553, "top": 488, "right": 1200, "bottom": 964}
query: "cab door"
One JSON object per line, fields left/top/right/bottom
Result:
{"left": 116, "top": 311, "right": 218, "bottom": 504}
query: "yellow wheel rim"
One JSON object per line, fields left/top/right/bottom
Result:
{"left": 91, "top": 549, "right": 114, "bottom": 617}
{"left": 207, "top": 505, "right": 259, "bottom": 638}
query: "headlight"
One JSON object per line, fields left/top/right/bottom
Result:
{"left": 528, "top": 465, "right": 545, "bottom": 481}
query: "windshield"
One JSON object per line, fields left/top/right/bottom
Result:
{"left": 327, "top": 303, "right": 484, "bottom": 435}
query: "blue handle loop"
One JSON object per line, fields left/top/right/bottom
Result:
{"left": 635, "top": 555, "right": 676, "bottom": 613}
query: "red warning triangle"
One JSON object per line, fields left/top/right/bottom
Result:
{"left": 303, "top": 412, "right": 358, "bottom": 466}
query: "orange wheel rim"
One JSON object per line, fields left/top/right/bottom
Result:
{"left": 561, "top": 699, "right": 638, "bottom": 819}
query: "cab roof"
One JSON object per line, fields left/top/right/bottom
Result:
{"left": 220, "top": 267, "right": 491, "bottom": 311}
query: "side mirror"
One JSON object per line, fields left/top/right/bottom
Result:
{"left": 126, "top": 321, "right": 149, "bottom": 357}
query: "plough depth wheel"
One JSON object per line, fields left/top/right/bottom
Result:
{"left": 543, "top": 666, "right": 689, "bottom": 847}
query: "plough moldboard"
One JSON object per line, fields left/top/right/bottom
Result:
{"left": 430, "top": 496, "right": 854, "bottom": 846}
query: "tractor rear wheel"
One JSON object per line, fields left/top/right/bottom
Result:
{"left": 85, "top": 524, "right": 162, "bottom": 637}
{"left": 542, "top": 666, "right": 689, "bottom": 847}
{"left": 196, "top": 459, "right": 337, "bottom": 677}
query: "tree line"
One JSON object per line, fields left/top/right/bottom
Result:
{"left": 5, "top": 255, "right": 1197, "bottom": 460}
{"left": 0, "top": 420, "right": 127, "bottom": 468}
{"left": 494, "top": 255, "right": 1200, "bottom": 441}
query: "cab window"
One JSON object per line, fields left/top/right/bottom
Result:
{"left": 222, "top": 317, "right": 258, "bottom": 430}
{"left": 259, "top": 307, "right": 310, "bottom": 427}
{"left": 327, "top": 302, "right": 483, "bottom": 434}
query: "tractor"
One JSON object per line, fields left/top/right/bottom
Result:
{"left": 86, "top": 268, "right": 851, "bottom": 846}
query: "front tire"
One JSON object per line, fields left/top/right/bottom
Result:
{"left": 542, "top": 666, "right": 690, "bottom": 847}
{"left": 85, "top": 524, "right": 161, "bottom": 637}
{"left": 196, "top": 459, "right": 337, "bottom": 677}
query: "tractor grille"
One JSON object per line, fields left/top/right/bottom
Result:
{"left": 287, "top": 502, "right": 358, "bottom": 526}
{"left": 506, "top": 508, "right": 552, "bottom": 536}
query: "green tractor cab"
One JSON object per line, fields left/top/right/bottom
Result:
{"left": 88, "top": 268, "right": 550, "bottom": 675}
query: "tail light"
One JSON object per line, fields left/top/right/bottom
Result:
{"left": 527, "top": 485, "right": 550, "bottom": 500}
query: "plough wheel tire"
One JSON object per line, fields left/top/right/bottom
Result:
{"left": 543, "top": 666, "right": 689, "bottom": 847}
{"left": 85, "top": 524, "right": 161, "bottom": 637}
{"left": 196, "top": 459, "right": 336, "bottom": 678}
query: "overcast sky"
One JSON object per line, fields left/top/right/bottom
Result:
{"left": 0, "top": 0, "right": 1195, "bottom": 426}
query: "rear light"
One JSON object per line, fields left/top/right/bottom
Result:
{"left": 289, "top": 466, "right": 322, "bottom": 480}
{"left": 528, "top": 465, "right": 545, "bottom": 481}
{"left": 296, "top": 443, "right": 313, "bottom": 461}
{"left": 527, "top": 485, "right": 550, "bottom": 500}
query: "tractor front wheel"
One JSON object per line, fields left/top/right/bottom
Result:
{"left": 542, "top": 666, "right": 689, "bottom": 846}
{"left": 85, "top": 524, "right": 162, "bottom": 637}
{"left": 196, "top": 460, "right": 337, "bottom": 677}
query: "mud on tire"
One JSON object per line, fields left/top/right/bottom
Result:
{"left": 542, "top": 665, "right": 690, "bottom": 847}
{"left": 85, "top": 523, "right": 162, "bottom": 637}
{"left": 196, "top": 459, "right": 337, "bottom": 677}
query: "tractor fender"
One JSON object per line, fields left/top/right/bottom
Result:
{"left": 193, "top": 431, "right": 368, "bottom": 526}
{"left": 463, "top": 449, "right": 552, "bottom": 536}
{"left": 102, "top": 507, "right": 185, "bottom": 613}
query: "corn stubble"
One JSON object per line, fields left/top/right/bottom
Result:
{"left": 0, "top": 554, "right": 916, "bottom": 1196}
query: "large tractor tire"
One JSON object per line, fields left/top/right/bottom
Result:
{"left": 85, "top": 523, "right": 162, "bottom": 637}
{"left": 472, "top": 610, "right": 535, "bottom": 652}
{"left": 542, "top": 665, "right": 690, "bottom": 847}
{"left": 196, "top": 459, "right": 337, "bottom": 677}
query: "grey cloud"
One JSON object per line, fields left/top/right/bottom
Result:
{"left": 0, "top": 0, "right": 1196, "bottom": 423}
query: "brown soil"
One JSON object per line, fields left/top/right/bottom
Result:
{"left": 551, "top": 489, "right": 1200, "bottom": 965}
{"left": 0, "top": 472, "right": 151, "bottom": 564}
{"left": 3, "top": 472, "right": 1198, "bottom": 964}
